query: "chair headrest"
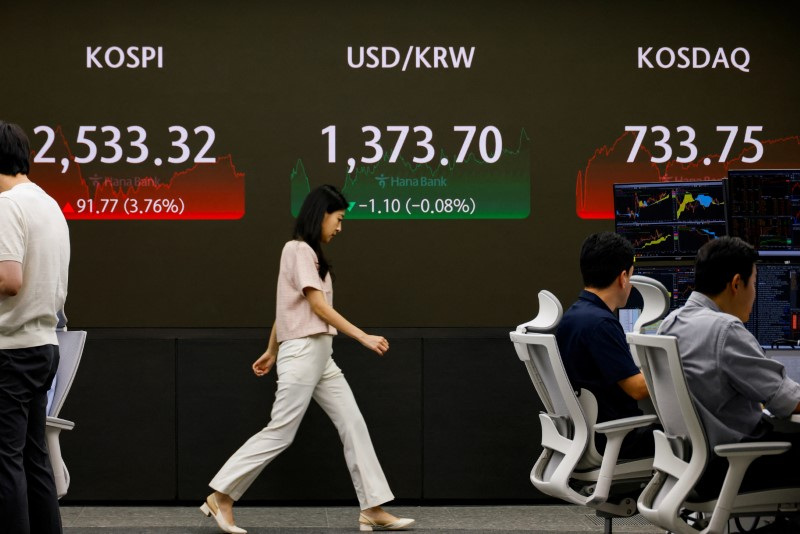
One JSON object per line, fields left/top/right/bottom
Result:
{"left": 516, "top": 290, "right": 563, "bottom": 333}
{"left": 630, "top": 275, "right": 671, "bottom": 334}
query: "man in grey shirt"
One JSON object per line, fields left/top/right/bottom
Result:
{"left": 658, "top": 236, "right": 800, "bottom": 494}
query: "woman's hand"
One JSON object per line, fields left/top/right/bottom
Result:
{"left": 359, "top": 334, "right": 390, "bottom": 356}
{"left": 252, "top": 351, "right": 277, "bottom": 377}
{"left": 303, "top": 289, "right": 389, "bottom": 356}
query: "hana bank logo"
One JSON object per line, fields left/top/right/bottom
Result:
{"left": 87, "top": 175, "right": 162, "bottom": 190}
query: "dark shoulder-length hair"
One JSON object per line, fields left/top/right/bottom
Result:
{"left": 294, "top": 184, "right": 348, "bottom": 280}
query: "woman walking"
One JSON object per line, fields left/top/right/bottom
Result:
{"left": 201, "top": 185, "right": 414, "bottom": 533}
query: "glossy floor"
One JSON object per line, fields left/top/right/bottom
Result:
{"left": 60, "top": 504, "right": 662, "bottom": 533}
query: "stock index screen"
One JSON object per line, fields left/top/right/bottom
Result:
{"left": 614, "top": 181, "right": 727, "bottom": 259}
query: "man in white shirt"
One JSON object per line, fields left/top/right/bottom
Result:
{"left": 0, "top": 121, "right": 70, "bottom": 534}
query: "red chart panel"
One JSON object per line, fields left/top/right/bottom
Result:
{"left": 29, "top": 127, "right": 244, "bottom": 220}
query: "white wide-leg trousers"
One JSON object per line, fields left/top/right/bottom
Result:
{"left": 209, "top": 334, "right": 394, "bottom": 509}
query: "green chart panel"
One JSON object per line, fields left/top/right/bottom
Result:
{"left": 291, "top": 127, "right": 530, "bottom": 219}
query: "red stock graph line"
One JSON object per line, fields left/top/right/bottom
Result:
{"left": 28, "top": 126, "right": 245, "bottom": 220}
{"left": 576, "top": 133, "right": 800, "bottom": 219}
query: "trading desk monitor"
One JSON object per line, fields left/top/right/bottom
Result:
{"left": 727, "top": 170, "right": 800, "bottom": 257}
{"left": 769, "top": 352, "right": 800, "bottom": 383}
{"left": 749, "top": 262, "right": 800, "bottom": 347}
{"left": 619, "top": 265, "right": 696, "bottom": 333}
{"left": 619, "top": 263, "right": 800, "bottom": 347}
{"left": 614, "top": 181, "right": 727, "bottom": 259}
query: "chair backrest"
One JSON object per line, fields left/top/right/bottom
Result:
{"left": 626, "top": 334, "right": 708, "bottom": 510}
{"left": 512, "top": 290, "right": 570, "bottom": 418}
{"left": 629, "top": 276, "right": 670, "bottom": 335}
{"left": 511, "top": 290, "right": 597, "bottom": 504}
{"left": 510, "top": 330, "right": 592, "bottom": 496}
{"left": 50, "top": 330, "right": 87, "bottom": 418}
{"left": 512, "top": 331, "right": 588, "bottom": 439}
{"left": 512, "top": 289, "right": 566, "bottom": 415}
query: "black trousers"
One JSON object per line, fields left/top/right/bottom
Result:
{"left": 595, "top": 424, "right": 659, "bottom": 460}
{"left": 696, "top": 423, "right": 800, "bottom": 500}
{"left": 0, "top": 345, "right": 62, "bottom": 534}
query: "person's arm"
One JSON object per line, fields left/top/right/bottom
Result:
{"left": 304, "top": 288, "right": 389, "bottom": 355}
{"left": 0, "top": 199, "right": 24, "bottom": 297}
{"left": 252, "top": 321, "right": 279, "bottom": 377}
{"left": 618, "top": 372, "right": 649, "bottom": 401}
{"left": 590, "top": 318, "right": 650, "bottom": 400}
{"left": 723, "top": 321, "right": 800, "bottom": 417}
{"left": 0, "top": 260, "right": 22, "bottom": 296}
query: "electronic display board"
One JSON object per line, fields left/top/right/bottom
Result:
{"left": 3, "top": 1, "right": 800, "bottom": 327}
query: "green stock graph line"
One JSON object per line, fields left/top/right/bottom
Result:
{"left": 290, "top": 128, "right": 531, "bottom": 219}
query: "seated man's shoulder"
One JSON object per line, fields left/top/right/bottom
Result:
{"left": 560, "top": 303, "right": 609, "bottom": 335}
{"left": 665, "top": 302, "right": 734, "bottom": 327}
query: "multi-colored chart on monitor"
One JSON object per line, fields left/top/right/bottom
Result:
{"left": 613, "top": 181, "right": 727, "bottom": 259}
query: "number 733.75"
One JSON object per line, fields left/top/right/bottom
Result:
{"left": 625, "top": 125, "right": 763, "bottom": 164}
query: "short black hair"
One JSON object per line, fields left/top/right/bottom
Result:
{"left": 0, "top": 121, "right": 30, "bottom": 176}
{"left": 695, "top": 236, "right": 758, "bottom": 296}
{"left": 580, "top": 232, "right": 634, "bottom": 289}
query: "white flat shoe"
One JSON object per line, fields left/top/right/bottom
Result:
{"left": 200, "top": 495, "right": 247, "bottom": 534}
{"left": 359, "top": 512, "right": 415, "bottom": 531}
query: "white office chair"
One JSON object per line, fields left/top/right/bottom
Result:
{"left": 47, "top": 329, "right": 86, "bottom": 499}
{"left": 627, "top": 333, "right": 800, "bottom": 534}
{"left": 510, "top": 290, "right": 657, "bottom": 532}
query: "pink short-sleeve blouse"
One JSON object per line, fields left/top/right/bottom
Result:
{"left": 275, "top": 240, "right": 336, "bottom": 342}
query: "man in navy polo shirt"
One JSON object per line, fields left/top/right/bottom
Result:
{"left": 555, "top": 232, "right": 653, "bottom": 459}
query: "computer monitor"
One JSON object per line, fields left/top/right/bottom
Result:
{"left": 751, "top": 262, "right": 800, "bottom": 347}
{"left": 617, "top": 261, "right": 800, "bottom": 349}
{"left": 727, "top": 169, "right": 800, "bottom": 257}
{"left": 619, "top": 265, "right": 696, "bottom": 333}
{"left": 768, "top": 351, "right": 800, "bottom": 382}
{"left": 614, "top": 181, "right": 728, "bottom": 259}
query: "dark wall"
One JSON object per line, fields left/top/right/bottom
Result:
{"left": 58, "top": 337, "right": 177, "bottom": 500}
{"left": 59, "top": 329, "right": 545, "bottom": 502}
